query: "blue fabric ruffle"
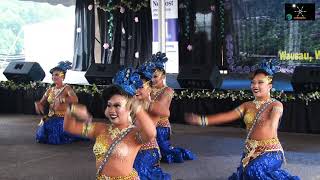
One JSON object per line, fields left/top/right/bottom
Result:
{"left": 156, "top": 127, "right": 195, "bottom": 163}
{"left": 36, "top": 117, "right": 88, "bottom": 145}
{"left": 229, "top": 151, "right": 300, "bottom": 180}
{"left": 134, "top": 148, "right": 171, "bottom": 180}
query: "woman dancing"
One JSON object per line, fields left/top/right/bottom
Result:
{"left": 150, "top": 52, "right": 195, "bottom": 163}
{"left": 35, "top": 61, "right": 85, "bottom": 144}
{"left": 133, "top": 62, "right": 171, "bottom": 179}
{"left": 185, "top": 65, "right": 300, "bottom": 180}
{"left": 63, "top": 67, "right": 156, "bottom": 179}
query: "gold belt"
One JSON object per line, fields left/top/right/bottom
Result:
{"left": 242, "top": 138, "right": 283, "bottom": 167}
{"left": 97, "top": 170, "right": 139, "bottom": 180}
{"left": 157, "top": 117, "right": 170, "bottom": 127}
{"left": 48, "top": 110, "right": 65, "bottom": 117}
{"left": 141, "top": 139, "right": 159, "bottom": 151}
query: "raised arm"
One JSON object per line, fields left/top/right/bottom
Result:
{"left": 185, "top": 103, "right": 246, "bottom": 126}
{"left": 132, "top": 102, "right": 157, "bottom": 144}
{"left": 63, "top": 104, "right": 97, "bottom": 139}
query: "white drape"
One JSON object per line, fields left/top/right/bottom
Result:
{"left": 19, "top": 0, "right": 75, "bottom": 6}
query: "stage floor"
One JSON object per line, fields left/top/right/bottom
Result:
{"left": 0, "top": 114, "right": 319, "bottom": 180}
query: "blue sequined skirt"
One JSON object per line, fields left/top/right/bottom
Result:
{"left": 36, "top": 117, "right": 87, "bottom": 145}
{"left": 156, "top": 126, "right": 195, "bottom": 163}
{"left": 229, "top": 151, "right": 300, "bottom": 180}
{"left": 134, "top": 148, "right": 171, "bottom": 180}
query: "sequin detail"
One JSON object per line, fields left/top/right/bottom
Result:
{"left": 93, "top": 132, "right": 131, "bottom": 163}
{"left": 36, "top": 117, "right": 87, "bottom": 144}
{"left": 141, "top": 138, "right": 159, "bottom": 151}
{"left": 242, "top": 138, "right": 283, "bottom": 168}
{"left": 243, "top": 110, "right": 255, "bottom": 130}
{"left": 97, "top": 170, "right": 139, "bottom": 180}
{"left": 93, "top": 133, "right": 110, "bottom": 162}
{"left": 157, "top": 117, "right": 171, "bottom": 128}
{"left": 156, "top": 126, "right": 195, "bottom": 163}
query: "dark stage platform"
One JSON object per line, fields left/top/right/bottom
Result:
{"left": 0, "top": 115, "right": 319, "bottom": 180}
{"left": 166, "top": 73, "right": 293, "bottom": 92}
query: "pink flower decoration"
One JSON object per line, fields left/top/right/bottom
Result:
{"left": 187, "top": 44, "right": 193, "bottom": 51}
{"left": 103, "top": 43, "right": 109, "bottom": 49}
{"left": 120, "top": 6, "right": 125, "bottom": 13}
{"left": 88, "top": 4, "right": 93, "bottom": 11}
{"left": 135, "top": 52, "right": 139, "bottom": 58}
{"left": 210, "top": 5, "right": 215, "bottom": 11}
{"left": 134, "top": 17, "right": 139, "bottom": 23}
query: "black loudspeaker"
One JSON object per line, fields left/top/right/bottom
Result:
{"left": 85, "top": 63, "right": 123, "bottom": 85}
{"left": 177, "top": 65, "right": 222, "bottom": 89}
{"left": 3, "top": 61, "right": 45, "bottom": 82}
{"left": 291, "top": 66, "right": 320, "bottom": 93}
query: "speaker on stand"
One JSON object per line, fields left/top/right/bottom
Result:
{"left": 84, "top": 63, "right": 123, "bottom": 85}
{"left": 291, "top": 66, "right": 320, "bottom": 93}
{"left": 177, "top": 65, "right": 222, "bottom": 89}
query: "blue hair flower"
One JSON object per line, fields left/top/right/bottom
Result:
{"left": 50, "top": 61, "right": 72, "bottom": 74}
{"left": 150, "top": 52, "right": 168, "bottom": 70}
{"left": 112, "top": 67, "right": 143, "bottom": 96}
{"left": 259, "top": 59, "right": 279, "bottom": 76}
{"left": 137, "top": 61, "right": 156, "bottom": 80}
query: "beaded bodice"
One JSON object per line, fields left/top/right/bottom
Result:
{"left": 47, "top": 86, "right": 66, "bottom": 104}
{"left": 93, "top": 128, "right": 132, "bottom": 163}
{"left": 243, "top": 110, "right": 256, "bottom": 130}
{"left": 93, "top": 133, "right": 111, "bottom": 162}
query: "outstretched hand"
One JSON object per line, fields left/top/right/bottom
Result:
{"left": 184, "top": 113, "right": 200, "bottom": 126}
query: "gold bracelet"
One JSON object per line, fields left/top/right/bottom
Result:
{"left": 82, "top": 122, "right": 94, "bottom": 137}
{"left": 203, "top": 115, "right": 208, "bottom": 126}
{"left": 70, "top": 104, "right": 77, "bottom": 116}
{"left": 200, "top": 115, "right": 208, "bottom": 126}
{"left": 197, "top": 115, "right": 202, "bottom": 126}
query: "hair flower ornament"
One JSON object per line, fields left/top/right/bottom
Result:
{"left": 150, "top": 52, "right": 168, "bottom": 70}
{"left": 112, "top": 67, "right": 143, "bottom": 96}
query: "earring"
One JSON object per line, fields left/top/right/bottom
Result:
{"left": 128, "top": 115, "right": 133, "bottom": 125}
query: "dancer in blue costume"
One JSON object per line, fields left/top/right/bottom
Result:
{"left": 35, "top": 61, "right": 86, "bottom": 144}
{"left": 64, "top": 67, "right": 156, "bottom": 179}
{"left": 150, "top": 52, "right": 195, "bottom": 163}
{"left": 185, "top": 62, "right": 300, "bottom": 179}
{"left": 133, "top": 62, "right": 171, "bottom": 179}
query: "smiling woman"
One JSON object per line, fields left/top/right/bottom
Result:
{"left": 185, "top": 63, "right": 300, "bottom": 180}
{"left": 63, "top": 67, "right": 157, "bottom": 179}
{"left": 34, "top": 61, "right": 88, "bottom": 144}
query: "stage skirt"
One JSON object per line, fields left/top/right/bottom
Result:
{"left": 36, "top": 117, "right": 87, "bottom": 145}
{"left": 156, "top": 126, "right": 195, "bottom": 163}
{"left": 134, "top": 148, "right": 171, "bottom": 180}
{"left": 229, "top": 152, "right": 300, "bottom": 180}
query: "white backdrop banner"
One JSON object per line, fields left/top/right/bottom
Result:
{"left": 151, "top": 0, "right": 179, "bottom": 73}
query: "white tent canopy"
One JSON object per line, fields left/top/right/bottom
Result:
{"left": 19, "top": 0, "right": 75, "bottom": 6}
